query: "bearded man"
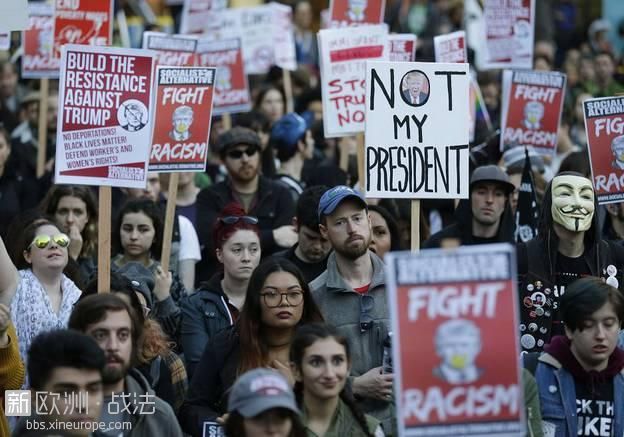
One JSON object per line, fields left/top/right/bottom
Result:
{"left": 517, "top": 172, "right": 624, "bottom": 352}
{"left": 311, "top": 185, "right": 395, "bottom": 434}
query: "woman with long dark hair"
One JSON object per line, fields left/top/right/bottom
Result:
{"left": 291, "top": 323, "right": 384, "bottom": 437}
{"left": 179, "top": 258, "right": 324, "bottom": 436}
{"left": 40, "top": 185, "right": 98, "bottom": 282}
{"left": 180, "top": 202, "right": 262, "bottom": 377}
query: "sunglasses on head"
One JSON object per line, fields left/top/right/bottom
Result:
{"left": 219, "top": 215, "right": 259, "bottom": 225}
{"left": 29, "top": 233, "right": 70, "bottom": 250}
{"left": 226, "top": 146, "right": 259, "bottom": 159}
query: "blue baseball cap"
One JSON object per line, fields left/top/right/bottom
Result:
{"left": 271, "top": 112, "right": 308, "bottom": 154}
{"left": 318, "top": 185, "right": 367, "bottom": 220}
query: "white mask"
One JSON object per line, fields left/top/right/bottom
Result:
{"left": 551, "top": 175, "right": 595, "bottom": 232}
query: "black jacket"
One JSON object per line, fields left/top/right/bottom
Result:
{"left": 423, "top": 197, "right": 515, "bottom": 248}
{"left": 195, "top": 176, "right": 296, "bottom": 282}
{"left": 178, "top": 327, "right": 240, "bottom": 437}
{"left": 179, "top": 274, "right": 235, "bottom": 378}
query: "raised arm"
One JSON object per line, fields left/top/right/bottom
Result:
{"left": 0, "top": 236, "right": 19, "bottom": 307}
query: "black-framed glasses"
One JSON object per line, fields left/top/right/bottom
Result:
{"left": 29, "top": 233, "right": 70, "bottom": 250}
{"left": 261, "top": 290, "right": 304, "bottom": 308}
{"left": 360, "top": 295, "right": 375, "bottom": 332}
{"left": 219, "top": 215, "right": 259, "bottom": 225}
{"left": 226, "top": 146, "right": 259, "bottom": 159}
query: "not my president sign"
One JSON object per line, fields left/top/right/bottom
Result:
{"left": 365, "top": 62, "right": 470, "bottom": 199}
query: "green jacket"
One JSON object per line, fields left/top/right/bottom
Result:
{"left": 302, "top": 398, "right": 382, "bottom": 437}
{"left": 523, "top": 368, "right": 544, "bottom": 437}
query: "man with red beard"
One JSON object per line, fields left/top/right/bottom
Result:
{"left": 69, "top": 294, "right": 183, "bottom": 436}
{"left": 195, "top": 127, "right": 296, "bottom": 283}
{"left": 310, "top": 185, "right": 395, "bottom": 435}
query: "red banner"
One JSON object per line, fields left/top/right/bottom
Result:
{"left": 22, "top": 3, "right": 59, "bottom": 79}
{"left": 388, "top": 34, "right": 416, "bottom": 62}
{"left": 196, "top": 38, "right": 251, "bottom": 115}
{"left": 142, "top": 32, "right": 198, "bottom": 66}
{"left": 585, "top": 96, "right": 624, "bottom": 204}
{"left": 328, "top": 0, "right": 385, "bottom": 28}
{"left": 500, "top": 70, "right": 566, "bottom": 156}
{"left": 386, "top": 245, "right": 524, "bottom": 436}
{"left": 53, "top": 0, "right": 113, "bottom": 58}
{"left": 149, "top": 67, "right": 215, "bottom": 172}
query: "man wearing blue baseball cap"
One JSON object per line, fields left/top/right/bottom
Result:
{"left": 310, "top": 185, "right": 395, "bottom": 435}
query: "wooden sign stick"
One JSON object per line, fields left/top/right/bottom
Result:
{"left": 160, "top": 172, "right": 180, "bottom": 272}
{"left": 411, "top": 200, "right": 420, "bottom": 252}
{"left": 97, "top": 186, "right": 112, "bottom": 293}
{"left": 356, "top": 132, "right": 365, "bottom": 194}
{"left": 36, "top": 78, "right": 49, "bottom": 178}
{"left": 282, "top": 68, "right": 294, "bottom": 113}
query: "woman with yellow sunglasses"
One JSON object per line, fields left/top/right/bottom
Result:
{"left": 0, "top": 218, "right": 82, "bottom": 370}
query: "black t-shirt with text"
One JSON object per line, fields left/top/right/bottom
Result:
{"left": 575, "top": 378, "right": 614, "bottom": 436}
{"left": 551, "top": 254, "right": 592, "bottom": 336}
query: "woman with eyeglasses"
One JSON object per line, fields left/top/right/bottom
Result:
{"left": 112, "top": 198, "right": 187, "bottom": 343}
{"left": 180, "top": 203, "right": 262, "bottom": 377}
{"left": 179, "top": 258, "right": 324, "bottom": 437}
{"left": 0, "top": 217, "right": 82, "bottom": 366}
{"left": 291, "top": 323, "right": 385, "bottom": 437}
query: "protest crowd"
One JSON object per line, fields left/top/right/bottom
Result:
{"left": 1, "top": 0, "right": 624, "bottom": 436}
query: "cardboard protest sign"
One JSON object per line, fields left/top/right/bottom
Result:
{"left": 206, "top": 3, "right": 296, "bottom": 74}
{"left": 483, "top": 0, "right": 534, "bottom": 69}
{"left": 0, "top": 34, "right": 9, "bottom": 51}
{"left": 328, "top": 0, "right": 385, "bottom": 28}
{"left": 55, "top": 45, "right": 156, "bottom": 189}
{"left": 584, "top": 96, "right": 624, "bottom": 204}
{"left": 500, "top": 70, "right": 566, "bottom": 157}
{"left": 365, "top": 61, "right": 470, "bottom": 199}
{"left": 142, "top": 32, "right": 198, "bottom": 66}
{"left": 388, "top": 34, "right": 416, "bottom": 62}
{"left": 149, "top": 66, "right": 215, "bottom": 172}
{"left": 318, "top": 25, "right": 388, "bottom": 137}
{"left": 180, "top": 0, "right": 211, "bottom": 34}
{"left": 53, "top": 0, "right": 113, "bottom": 58}
{"left": 386, "top": 245, "right": 524, "bottom": 437}
{"left": 196, "top": 38, "right": 251, "bottom": 115}
{"left": 0, "top": 0, "right": 28, "bottom": 32}
{"left": 434, "top": 31, "right": 467, "bottom": 63}
{"left": 22, "top": 3, "right": 59, "bottom": 79}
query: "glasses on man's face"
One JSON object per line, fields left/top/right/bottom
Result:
{"left": 360, "top": 295, "right": 375, "bottom": 332}
{"left": 261, "top": 289, "right": 304, "bottom": 308}
{"left": 29, "top": 233, "right": 70, "bottom": 250}
{"left": 226, "top": 146, "right": 259, "bottom": 160}
{"left": 219, "top": 215, "right": 259, "bottom": 225}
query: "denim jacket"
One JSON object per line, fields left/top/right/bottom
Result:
{"left": 535, "top": 353, "right": 624, "bottom": 437}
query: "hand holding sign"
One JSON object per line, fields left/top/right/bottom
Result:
{"left": 353, "top": 366, "right": 394, "bottom": 401}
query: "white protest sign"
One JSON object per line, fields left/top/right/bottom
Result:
{"left": 434, "top": 30, "right": 467, "bottom": 63}
{"left": 206, "top": 3, "right": 296, "bottom": 74}
{"left": 388, "top": 34, "right": 417, "bottom": 62}
{"left": 55, "top": 45, "right": 156, "bottom": 189}
{"left": 365, "top": 61, "right": 470, "bottom": 199}
{"left": 0, "top": 34, "right": 9, "bottom": 51}
{"left": 0, "top": 0, "right": 28, "bottom": 32}
{"left": 318, "top": 24, "right": 388, "bottom": 137}
{"left": 180, "top": 0, "right": 212, "bottom": 34}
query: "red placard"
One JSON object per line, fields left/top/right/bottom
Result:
{"left": 386, "top": 245, "right": 524, "bottom": 436}
{"left": 500, "top": 70, "right": 566, "bottom": 157}
{"left": 328, "top": 0, "right": 385, "bottom": 28}
{"left": 585, "top": 96, "right": 624, "bottom": 204}
{"left": 22, "top": 3, "right": 59, "bottom": 79}
{"left": 149, "top": 66, "right": 215, "bottom": 172}
{"left": 434, "top": 31, "right": 467, "bottom": 63}
{"left": 53, "top": 0, "right": 113, "bottom": 58}
{"left": 196, "top": 38, "right": 251, "bottom": 115}
{"left": 142, "top": 32, "right": 198, "bottom": 66}
{"left": 55, "top": 45, "right": 156, "bottom": 189}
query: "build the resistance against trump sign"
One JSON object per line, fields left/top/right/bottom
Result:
{"left": 55, "top": 45, "right": 156, "bottom": 188}
{"left": 365, "top": 62, "right": 470, "bottom": 198}
{"left": 385, "top": 245, "right": 524, "bottom": 437}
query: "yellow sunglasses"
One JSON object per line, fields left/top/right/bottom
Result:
{"left": 29, "top": 234, "right": 70, "bottom": 250}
